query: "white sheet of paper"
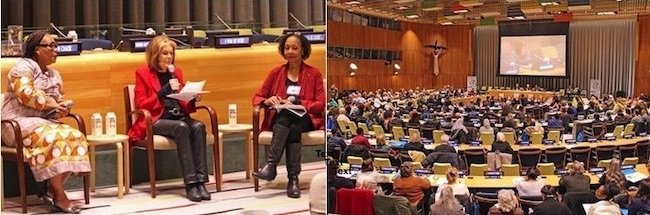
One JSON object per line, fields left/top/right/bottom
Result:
{"left": 167, "top": 80, "right": 209, "bottom": 102}
{"left": 274, "top": 104, "right": 307, "bottom": 117}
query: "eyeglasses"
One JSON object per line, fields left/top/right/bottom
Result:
{"left": 37, "top": 42, "right": 58, "bottom": 50}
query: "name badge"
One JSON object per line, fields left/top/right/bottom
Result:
{"left": 287, "top": 86, "right": 301, "bottom": 95}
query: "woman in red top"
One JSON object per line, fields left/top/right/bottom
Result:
{"left": 251, "top": 33, "right": 325, "bottom": 198}
{"left": 127, "top": 35, "right": 209, "bottom": 202}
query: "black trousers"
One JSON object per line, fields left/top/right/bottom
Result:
{"left": 272, "top": 109, "right": 314, "bottom": 143}
{"left": 152, "top": 117, "right": 208, "bottom": 185}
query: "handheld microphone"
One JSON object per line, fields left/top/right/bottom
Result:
{"left": 288, "top": 96, "right": 296, "bottom": 103}
{"left": 167, "top": 64, "right": 176, "bottom": 78}
{"left": 167, "top": 64, "right": 179, "bottom": 93}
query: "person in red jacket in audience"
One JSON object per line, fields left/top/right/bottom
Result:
{"left": 350, "top": 128, "right": 372, "bottom": 149}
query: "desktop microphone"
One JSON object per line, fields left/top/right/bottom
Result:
{"left": 167, "top": 64, "right": 179, "bottom": 93}
{"left": 50, "top": 23, "right": 67, "bottom": 38}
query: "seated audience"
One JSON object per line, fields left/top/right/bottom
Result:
{"left": 327, "top": 130, "right": 347, "bottom": 152}
{"left": 429, "top": 186, "right": 464, "bottom": 215}
{"left": 374, "top": 133, "right": 391, "bottom": 151}
{"left": 435, "top": 167, "right": 470, "bottom": 201}
{"left": 596, "top": 158, "right": 628, "bottom": 201}
{"left": 432, "top": 134, "right": 457, "bottom": 154}
{"left": 516, "top": 168, "right": 546, "bottom": 197}
{"left": 422, "top": 135, "right": 461, "bottom": 168}
{"left": 559, "top": 161, "right": 591, "bottom": 194}
{"left": 491, "top": 132, "right": 514, "bottom": 155}
{"left": 489, "top": 189, "right": 524, "bottom": 215}
{"left": 480, "top": 119, "right": 496, "bottom": 134}
{"left": 532, "top": 185, "right": 572, "bottom": 215}
{"left": 350, "top": 128, "right": 372, "bottom": 150}
{"left": 404, "top": 132, "right": 427, "bottom": 154}
{"left": 393, "top": 162, "right": 432, "bottom": 207}
{"left": 450, "top": 117, "right": 470, "bottom": 144}
{"left": 628, "top": 178, "right": 650, "bottom": 215}
{"left": 355, "top": 159, "right": 384, "bottom": 193}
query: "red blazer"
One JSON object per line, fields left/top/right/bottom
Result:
{"left": 128, "top": 65, "right": 196, "bottom": 141}
{"left": 252, "top": 62, "right": 325, "bottom": 131}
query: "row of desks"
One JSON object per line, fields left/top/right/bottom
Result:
{"left": 340, "top": 164, "right": 648, "bottom": 189}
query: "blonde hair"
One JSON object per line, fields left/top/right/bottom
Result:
{"left": 446, "top": 167, "right": 459, "bottom": 184}
{"left": 605, "top": 158, "right": 625, "bottom": 190}
{"left": 376, "top": 134, "right": 387, "bottom": 146}
{"left": 409, "top": 132, "right": 421, "bottom": 143}
{"left": 567, "top": 161, "right": 586, "bottom": 175}
{"left": 587, "top": 200, "right": 621, "bottom": 215}
{"left": 145, "top": 35, "right": 177, "bottom": 70}
{"left": 496, "top": 132, "right": 506, "bottom": 142}
{"left": 434, "top": 186, "right": 460, "bottom": 211}
{"left": 496, "top": 189, "right": 519, "bottom": 213}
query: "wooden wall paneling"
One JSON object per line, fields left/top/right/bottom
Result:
{"left": 1, "top": 45, "right": 325, "bottom": 135}
{"left": 327, "top": 21, "right": 473, "bottom": 91}
{"left": 634, "top": 15, "right": 650, "bottom": 97}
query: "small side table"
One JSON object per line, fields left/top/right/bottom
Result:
{"left": 218, "top": 124, "right": 253, "bottom": 179}
{"left": 86, "top": 134, "right": 129, "bottom": 198}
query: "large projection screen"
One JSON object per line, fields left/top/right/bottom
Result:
{"left": 499, "top": 35, "right": 567, "bottom": 77}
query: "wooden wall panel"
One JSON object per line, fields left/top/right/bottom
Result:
{"left": 1, "top": 45, "right": 325, "bottom": 135}
{"left": 327, "top": 21, "right": 473, "bottom": 91}
{"left": 635, "top": 15, "right": 650, "bottom": 97}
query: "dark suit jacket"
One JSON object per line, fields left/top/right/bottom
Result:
{"left": 532, "top": 199, "right": 572, "bottom": 215}
{"left": 491, "top": 141, "right": 514, "bottom": 155}
{"left": 251, "top": 62, "right": 325, "bottom": 131}
{"left": 559, "top": 175, "right": 591, "bottom": 194}
{"left": 128, "top": 65, "right": 196, "bottom": 141}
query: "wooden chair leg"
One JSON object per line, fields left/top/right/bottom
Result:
{"left": 212, "top": 140, "right": 221, "bottom": 192}
{"left": 83, "top": 173, "right": 90, "bottom": 204}
{"left": 18, "top": 163, "right": 27, "bottom": 214}
{"left": 253, "top": 141, "right": 259, "bottom": 192}
{"left": 147, "top": 147, "right": 156, "bottom": 198}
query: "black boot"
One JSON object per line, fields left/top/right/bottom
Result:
{"left": 286, "top": 142, "right": 302, "bottom": 198}
{"left": 185, "top": 184, "right": 202, "bottom": 202}
{"left": 253, "top": 124, "right": 290, "bottom": 181}
{"left": 197, "top": 183, "right": 211, "bottom": 200}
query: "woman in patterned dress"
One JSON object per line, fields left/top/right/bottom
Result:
{"left": 1, "top": 31, "right": 91, "bottom": 213}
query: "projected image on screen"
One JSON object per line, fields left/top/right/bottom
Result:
{"left": 500, "top": 35, "right": 566, "bottom": 77}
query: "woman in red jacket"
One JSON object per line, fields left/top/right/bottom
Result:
{"left": 251, "top": 33, "right": 325, "bottom": 198}
{"left": 127, "top": 35, "right": 209, "bottom": 202}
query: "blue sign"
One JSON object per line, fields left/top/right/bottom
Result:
{"left": 56, "top": 42, "right": 82, "bottom": 56}
{"left": 484, "top": 171, "right": 502, "bottom": 179}
{"left": 215, "top": 35, "right": 252, "bottom": 48}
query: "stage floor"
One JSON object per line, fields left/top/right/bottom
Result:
{"left": 2, "top": 162, "right": 325, "bottom": 215}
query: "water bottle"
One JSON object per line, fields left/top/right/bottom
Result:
{"left": 91, "top": 113, "right": 103, "bottom": 137}
{"left": 105, "top": 112, "right": 117, "bottom": 136}
{"left": 228, "top": 104, "right": 237, "bottom": 126}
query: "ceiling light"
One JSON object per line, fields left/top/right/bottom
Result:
{"left": 440, "top": 21, "right": 454, "bottom": 25}
{"left": 597, "top": 11, "right": 617, "bottom": 15}
{"left": 394, "top": 0, "right": 416, "bottom": 3}
{"left": 349, "top": 63, "right": 357, "bottom": 76}
{"left": 344, "top": 1, "right": 363, "bottom": 5}
{"left": 394, "top": 5, "right": 411, "bottom": 10}
{"left": 459, "top": 0, "right": 483, "bottom": 7}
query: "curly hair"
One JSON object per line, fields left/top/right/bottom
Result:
{"left": 496, "top": 189, "right": 519, "bottom": 213}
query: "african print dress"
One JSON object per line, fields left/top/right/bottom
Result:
{"left": 1, "top": 58, "right": 91, "bottom": 182}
